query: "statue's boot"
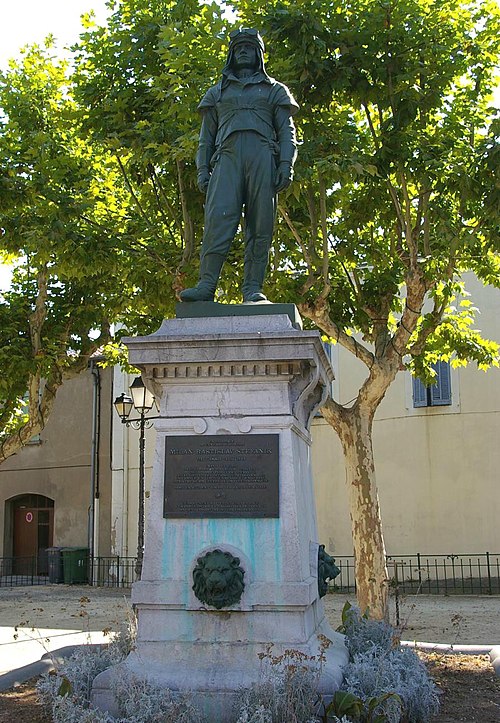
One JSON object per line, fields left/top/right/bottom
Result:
{"left": 179, "top": 253, "right": 225, "bottom": 302}
{"left": 242, "top": 257, "right": 269, "bottom": 303}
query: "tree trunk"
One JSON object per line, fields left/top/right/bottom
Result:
{"left": 337, "top": 405, "right": 389, "bottom": 620}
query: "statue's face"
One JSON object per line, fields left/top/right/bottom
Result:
{"left": 232, "top": 42, "right": 259, "bottom": 71}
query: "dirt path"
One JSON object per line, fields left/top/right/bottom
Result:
{"left": 0, "top": 586, "right": 499, "bottom": 722}
{"left": 0, "top": 585, "right": 131, "bottom": 633}
{"left": 0, "top": 586, "right": 498, "bottom": 645}
{"left": 323, "top": 593, "right": 500, "bottom": 645}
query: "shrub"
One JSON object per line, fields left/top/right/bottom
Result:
{"left": 111, "top": 673, "right": 201, "bottom": 722}
{"left": 37, "top": 641, "right": 128, "bottom": 713}
{"left": 49, "top": 697, "right": 115, "bottom": 723}
{"left": 339, "top": 604, "right": 440, "bottom": 722}
{"left": 234, "top": 646, "right": 322, "bottom": 723}
{"left": 37, "top": 613, "right": 204, "bottom": 723}
{"left": 339, "top": 603, "right": 396, "bottom": 658}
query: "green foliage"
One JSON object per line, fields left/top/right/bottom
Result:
{"left": 3, "top": 1, "right": 498, "bottom": 459}
{"left": 0, "top": 2, "right": 232, "bottom": 455}
{"left": 72, "top": 0, "right": 231, "bottom": 291}
{"left": 325, "top": 691, "right": 364, "bottom": 719}
{"left": 235, "top": 0, "right": 500, "bottom": 370}
{"left": 325, "top": 689, "right": 403, "bottom": 723}
{"left": 0, "top": 44, "right": 143, "bottom": 451}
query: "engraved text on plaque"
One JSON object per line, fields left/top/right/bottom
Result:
{"left": 163, "top": 434, "right": 279, "bottom": 518}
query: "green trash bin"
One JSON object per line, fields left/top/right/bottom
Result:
{"left": 61, "top": 547, "right": 89, "bottom": 584}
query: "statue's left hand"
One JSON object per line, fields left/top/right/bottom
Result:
{"left": 275, "top": 162, "right": 294, "bottom": 193}
{"left": 197, "top": 170, "right": 211, "bottom": 194}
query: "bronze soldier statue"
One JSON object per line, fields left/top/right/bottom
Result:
{"left": 180, "top": 28, "right": 299, "bottom": 304}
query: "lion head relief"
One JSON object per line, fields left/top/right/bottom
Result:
{"left": 318, "top": 544, "right": 340, "bottom": 598}
{"left": 192, "top": 549, "right": 245, "bottom": 609}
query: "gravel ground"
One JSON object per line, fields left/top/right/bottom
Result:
{"left": 0, "top": 585, "right": 131, "bottom": 634}
{"left": 0, "top": 585, "right": 498, "bottom": 645}
{"left": 0, "top": 586, "right": 499, "bottom": 722}
{"left": 322, "top": 593, "right": 500, "bottom": 645}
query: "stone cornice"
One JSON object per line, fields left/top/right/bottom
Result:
{"left": 148, "top": 360, "right": 303, "bottom": 381}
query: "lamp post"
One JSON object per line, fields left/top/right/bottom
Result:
{"left": 114, "top": 376, "right": 157, "bottom": 578}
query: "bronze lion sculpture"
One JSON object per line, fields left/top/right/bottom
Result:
{"left": 192, "top": 549, "right": 245, "bottom": 609}
{"left": 318, "top": 544, "right": 340, "bottom": 598}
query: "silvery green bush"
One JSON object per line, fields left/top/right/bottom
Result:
{"left": 341, "top": 604, "right": 396, "bottom": 658}
{"left": 110, "top": 673, "right": 201, "bottom": 722}
{"left": 37, "top": 640, "right": 128, "bottom": 719}
{"left": 36, "top": 621, "right": 200, "bottom": 723}
{"left": 340, "top": 605, "right": 440, "bottom": 722}
{"left": 36, "top": 602, "right": 439, "bottom": 723}
{"left": 234, "top": 703, "right": 273, "bottom": 723}
{"left": 49, "top": 697, "right": 114, "bottom": 723}
{"left": 234, "top": 646, "right": 321, "bottom": 723}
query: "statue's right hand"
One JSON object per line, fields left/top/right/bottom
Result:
{"left": 197, "top": 171, "right": 210, "bottom": 194}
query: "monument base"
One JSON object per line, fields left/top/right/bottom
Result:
{"left": 175, "top": 300, "right": 303, "bottom": 328}
{"left": 93, "top": 619, "right": 345, "bottom": 721}
{"left": 92, "top": 311, "right": 347, "bottom": 721}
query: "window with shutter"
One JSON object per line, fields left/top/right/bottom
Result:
{"left": 412, "top": 361, "right": 452, "bottom": 407}
{"left": 412, "top": 376, "right": 428, "bottom": 407}
{"left": 430, "top": 361, "right": 452, "bottom": 405}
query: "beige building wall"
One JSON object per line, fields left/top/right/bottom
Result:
{"left": 0, "top": 367, "right": 113, "bottom": 558}
{"left": 312, "top": 274, "right": 500, "bottom": 557}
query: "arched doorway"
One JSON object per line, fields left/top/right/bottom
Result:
{"left": 10, "top": 494, "right": 54, "bottom": 575}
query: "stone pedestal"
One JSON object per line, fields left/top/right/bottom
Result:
{"left": 92, "top": 311, "right": 347, "bottom": 721}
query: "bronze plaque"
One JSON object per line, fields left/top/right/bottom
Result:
{"left": 164, "top": 434, "right": 279, "bottom": 518}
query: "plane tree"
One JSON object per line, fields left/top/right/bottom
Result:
{"left": 236, "top": 0, "right": 500, "bottom": 618}
{"left": 71, "top": 0, "right": 230, "bottom": 295}
{"left": 2, "top": 1, "right": 499, "bottom": 623}
{"left": 0, "top": 1, "right": 233, "bottom": 462}
{"left": 0, "top": 41, "right": 175, "bottom": 462}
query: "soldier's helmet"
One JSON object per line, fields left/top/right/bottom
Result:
{"left": 228, "top": 27, "right": 265, "bottom": 54}
{"left": 223, "top": 27, "right": 267, "bottom": 76}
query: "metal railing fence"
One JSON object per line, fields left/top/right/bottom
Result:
{"left": 90, "top": 556, "right": 138, "bottom": 588}
{"left": 0, "top": 555, "right": 138, "bottom": 588}
{"left": 2, "top": 552, "right": 500, "bottom": 594}
{"left": 329, "top": 552, "right": 500, "bottom": 595}
{"left": 0, "top": 555, "right": 49, "bottom": 587}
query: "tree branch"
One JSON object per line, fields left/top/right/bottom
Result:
{"left": 176, "top": 159, "right": 195, "bottom": 268}
{"left": 318, "top": 173, "right": 331, "bottom": 300}
{"left": 363, "top": 102, "right": 380, "bottom": 149}
{"left": 399, "top": 170, "right": 418, "bottom": 266}
{"left": 115, "top": 155, "right": 155, "bottom": 227}
{"left": 29, "top": 266, "right": 48, "bottom": 356}
{"left": 391, "top": 267, "right": 428, "bottom": 357}
{"left": 299, "top": 296, "right": 375, "bottom": 369}
{"left": 148, "top": 165, "right": 181, "bottom": 241}
{"left": 386, "top": 182, "right": 407, "bottom": 251}
{"left": 0, "top": 321, "right": 112, "bottom": 464}
{"left": 278, "top": 203, "right": 310, "bottom": 263}
{"left": 306, "top": 183, "right": 319, "bottom": 247}
{"left": 148, "top": 164, "right": 183, "bottom": 233}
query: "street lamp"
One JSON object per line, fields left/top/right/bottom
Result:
{"left": 114, "top": 376, "right": 157, "bottom": 578}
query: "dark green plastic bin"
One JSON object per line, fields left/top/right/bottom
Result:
{"left": 47, "top": 547, "right": 64, "bottom": 583}
{"left": 61, "top": 547, "right": 89, "bottom": 584}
